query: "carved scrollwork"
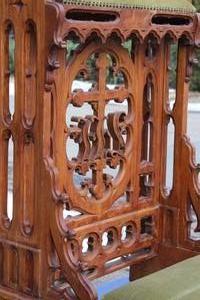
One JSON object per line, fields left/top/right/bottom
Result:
{"left": 65, "top": 42, "right": 134, "bottom": 208}
{"left": 44, "top": 40, "right": 138, "bottom": 299}
{"left": 182, "top": 136, "right": 200, "bottom": 243}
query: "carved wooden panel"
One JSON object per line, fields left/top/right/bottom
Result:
{"left": 44, "top": 2, "right": 200, "bottom": 299}
{"left": 65, "top": 42, "right": 134, "bottom": 211}
{"left": 0, "top": 0, "right": 46, "bottom": 299}
{"left": 49, "top": 38, "right": 161, "bottom": 280}
{"left": 0, "top": 0, "right": 199, "bottom": 299}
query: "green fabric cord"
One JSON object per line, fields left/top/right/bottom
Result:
{"left": 103, "top": 256, "right": 200, "bottom": 300}
{"left": 64, "top": 0, "right": 196, "bottom": 13}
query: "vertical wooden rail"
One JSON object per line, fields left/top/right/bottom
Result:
{"left": 21, "top": 21, "right": 37, "bottom": 235}
{"left": 129, "top": 36, "right": 199, "bottom": 281}
{"left": 0, "top": 21, "right": 15, "bottom": 230}
{"left": 0, "top": 1, "right": 46, "bottom": 298}
{"left": 172, "top": 42, "right": 190, "bottom": 246}
{"left": 173, "top": 42, "right": 190, "bottom": 205}
{"left": 177, "top": 43, "right": 200, "bottom": 251}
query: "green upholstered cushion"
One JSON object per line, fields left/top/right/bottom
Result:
{"left": 103, "top": 256, "right": 200, "bottom": 300}
{"left": 64, "top": 0, "right": 196, "bottom": 13}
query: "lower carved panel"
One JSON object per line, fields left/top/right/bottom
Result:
{"left": 0, "top": 240, "right": 40, "bottom": 298}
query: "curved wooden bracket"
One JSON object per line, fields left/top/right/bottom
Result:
{"left": 183, "top": 136, "right": 200, "bottom": 233}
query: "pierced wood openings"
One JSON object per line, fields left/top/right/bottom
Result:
{"left": 0, "top": 23, "right": 16, "bottom": 227}
{"left": 47, "top": 36, "right": 161, "bottom": 287}
{"left": 65, "top": 42, "right": 134, "bottom": 210}
{"left": 0, "top": 1, "right": 199, "bottom": 299}
{"left": 0, "top": 1, "right": 41, "bottom": 298}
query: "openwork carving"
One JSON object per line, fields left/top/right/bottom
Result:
{"left": 66, "top": 44, "right": 133, "bottom": 203}
{"left": 141, "top": 74, "right": 154, "bottom": 163}
{"left": 0, "top": 0, "right": 200, "bottom": 299}
{"left": 45, "top": 38, "right": 159, "bottom": 298}
{"left": 49, "top": 41, "right": 137, "bottom": 223}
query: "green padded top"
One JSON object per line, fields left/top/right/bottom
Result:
{"left": 103, "top": 256, "right": 200, "bottom": 300}
{"left": 64, "top": 0, "right": 196, "bottom": 13}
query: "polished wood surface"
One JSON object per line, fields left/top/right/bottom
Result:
{"left": 0, "top": 0, "right": 199, "bottom": 299}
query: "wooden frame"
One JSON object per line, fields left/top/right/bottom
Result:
{"left": 0, "top": 0, "right": 199, "bottom": 299}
